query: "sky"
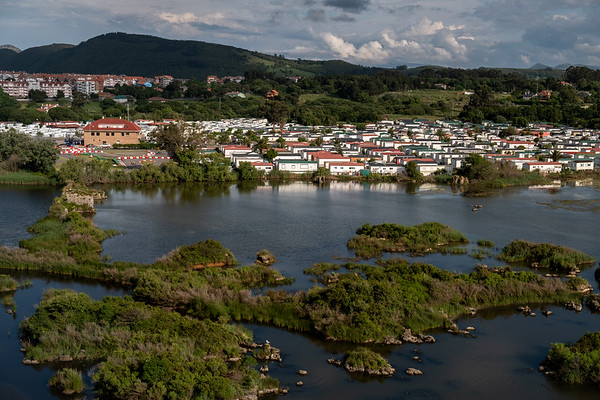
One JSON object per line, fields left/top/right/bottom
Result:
{"left": 1, "top": 0, "right": 599, "bottom": 69}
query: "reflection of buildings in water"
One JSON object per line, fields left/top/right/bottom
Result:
{"left": 267, "top": 181, "right": 453, "bottom": 194}
{"left": 413, "top": 183, "right": 444, "bottom": 192}
{"left": 573, "top": 179, "right": 594, "bottom": 187}
{"left": 270, "top": 182, "right": 318, "bottom": 194}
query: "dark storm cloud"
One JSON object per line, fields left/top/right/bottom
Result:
{"left": 380, "top": 4, "right": 423, "bottom": 15}
{"left": 323, "top": 0, "right": 370, "bottom": 13}
{"left": 331, "top": 14, "right": 356, "bottom": 22}
{"left": 522, "top": 24, "right": 578, "bottom": 49}
{"left": 306, "top": 9, "right": 327, "bottom": 22}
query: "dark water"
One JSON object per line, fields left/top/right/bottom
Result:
{"left": 0, "top": 185, "right": 60, "bottom": 248}
{"left": 96, "top": 181, "right": 600, "bottom": 290}
{"left": 2, "top": 181, "right": 600, "bottom": 399}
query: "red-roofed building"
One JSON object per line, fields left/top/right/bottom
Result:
{"left": 251, "top": 161, "right": 274, "bottom": 172}
{"left": 83, "top": 118, "right": 142, "bottom": 146}
{"left": 307, "top": 151, "right": 351, "bottom": 167}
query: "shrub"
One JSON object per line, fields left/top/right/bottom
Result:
{"left": 49, "top": 368, "right": 85, "bottom": 394}
{"left": 499, "top": 240, "right": 595, "bottom": 272}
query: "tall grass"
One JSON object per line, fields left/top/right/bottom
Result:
{"left": 49, "top": 368, "right": 85, "bottom": 394}
{"left": 0, "top": 171, "right": 56, "bottom": 185}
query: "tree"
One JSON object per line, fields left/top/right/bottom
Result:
{"left": 237, "top": 162, "right": 262, "bottom": 180}
{"left": 435, "top": 129, "right": 449, "bottom": 143}
{"left": 265, "top": 148, "right": 278, "bottom": 163}
{"left": 456, "top": 154, "right": 496, "bottom": 181}
{"left": 405, "top": 161, "right": 423, "bottom": 182}
{"left": 252, "top": 137, "right": 269, "bottom": 154}
{"left": 71, "top": 92, "right": 89, "bottom": 109}
{"left": 276, "top": 136, "right": 286, "bottom": 148}
{"left": 28, "top": 89, "right": 47, "bottom": 103}
{"left": 550, "top": 149, "right": 563, "bottom": 162}
{"left": 258, "top": 100, "right": 289, "bottom": 131}
{"left": 151, "top": 123, "right": 185, "bottom": 156}
{"left": 48, "top": 106, "right": 80, "bottom": 122}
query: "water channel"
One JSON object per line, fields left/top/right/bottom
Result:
{"left": 1, "top": 180, "right": 600, "bottom": 399}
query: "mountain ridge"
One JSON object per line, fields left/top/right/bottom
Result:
{"left": 0, "top": 32, "right": 380, "bottom": 79}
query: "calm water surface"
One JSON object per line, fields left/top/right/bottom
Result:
{"left": 2, "top": 181, "right": 600, "bottom": 399}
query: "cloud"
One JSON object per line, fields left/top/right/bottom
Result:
{"left": 322, "top": 32, "right": 388, "bottom": 61}
{"left": 331, "top": 14, "right": 355, "bottom": 22}
{"left": 381, "top": 32, "right": 422, "bottom": 51}
{"left": 408, "top": 18, "right": 464, "bottom": 36}
{"left": 306, "top": 9, "right": 327, "bottom": 22}
{"left": 323, "top": 0, "right": 370, "bottom": 13}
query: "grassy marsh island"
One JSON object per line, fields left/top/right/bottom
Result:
{"left": 300, "top": 261, "right": 584, "bottom": 342}
{"left": 347, "top": 222, "right": 469, "bottom": 258}
{"left": 343, "top": 348, "right": 395, "bottom": 376}
{"left": 20, "top": 289, "right": 278, "bottom": 399}
{"left": 499, "top": 240, "right": 596, "bottom": 273}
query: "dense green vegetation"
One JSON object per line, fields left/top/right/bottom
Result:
{"left": 541, "top": 332, "right": 600, "bottom": 384}
{"left": 499, "top": 240, "right": 596, "bottom": 273}
{"left": 299, "top": 261, "right": 580, "bottom": 341}
{"left": 21, "top": 289, "right": 275, "bottom": 399}
{"left": 455, "top": 154, "right": 550, "bottom": 192}
{"left": 0, "top": 130, "right": 58, "bottom": 176}
{"left": 347, "top": 222, "right": 469, "bottom": 258}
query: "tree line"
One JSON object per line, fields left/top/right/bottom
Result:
{"left": 1, "top": 66, "right": 599, "bottom": 127}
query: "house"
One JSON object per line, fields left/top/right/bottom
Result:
{"left": 368, "top": 163, "right": 405, "bottom": 175}
{"left": 276, "top": 160, "right": 318, "bottom": 173}
{"left": 220, "top": 145, "right": 252, "bottom": 158}
{"left": 251, "top": 161, "right": 274, "bottom": 173}
{"left": 308, "top": 151, "right": 351, "bottom": 167}
{"left": 328, "top": 162, "right": 364, "bottom": 175}
{"left": 523, "top": 162, "right": 562, "bottom": 174}
{"left": 83, "top": 118, "right": 142, "bottom": 146}
{"left": 567, "top": 159, "right": 594, "bottom": 171}
{"left": 266, "top": 90, "right": 279, "bottom": 99}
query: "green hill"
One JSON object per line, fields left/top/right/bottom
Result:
{"left": 0, "top": 32, "right": 378, "bottom": 79}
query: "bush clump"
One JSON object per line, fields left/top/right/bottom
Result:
{"left": 348, "top": 222, "right": 468, "bottom": 257}
{"left": 499, "top": 240, "right": 595, "bottom": 272}
{"left": 541, "top": 332, "right": 600, "bottom": 384}
{"left": 49, "top": 368, "right": 85, "bottom": 394}
{"left": 344, "top": 348, "right": 394, "bottom": 375}
{"left": 0, "top": 274, "right": 17, "bottom": 292}
{"left": 157, "top": 239, "right": 237, "bottom": 269}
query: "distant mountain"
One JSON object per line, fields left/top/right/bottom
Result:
{"left": 0, "top": 33, "right": 379, "bottom": 79}
{"left": 529, "top": 63, "right": 551, "bottom": 70}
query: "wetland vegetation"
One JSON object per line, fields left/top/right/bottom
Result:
{"left": 2, "top": 186, "right": 599, "bottom": 397}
